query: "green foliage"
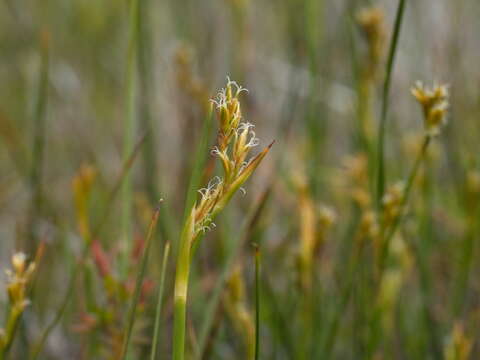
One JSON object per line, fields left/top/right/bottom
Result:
{"left": 0, "top": 1, "right": 479, "bottom": 359}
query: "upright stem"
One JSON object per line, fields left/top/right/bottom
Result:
{"left": 452, "top": 201, "right": 479, "bottom": 317}
{"left": 375, "top": 0, "right": 408, "bottom": 208}
{"left": 122, "top": 0, "right": 140, "bottom": 273}
{"left": 254, "top": 245, "right": 261, "bottom": 360}
{"left": 138, "top": 0, "right": 157, "bottom": 203}
{"left": 150, "top": 242, "right": 171, "bottom": 360}
{"left": 0, "top": 306, "right": 22, "bottom": 359}
{"left": 173, "top": 246, "right": 191, "bottom": 360}
{"left": 27, "top": 30, "right": 49, "bottom": 254}
{"left": 173, "top": 211, "right": 195, "bottom": 360}
{"left": 368, "top": 134, "right": 431, "bottom": 355}
{"left": 119, "top": 203, "right": 161, "bottom": 359}
{"left": 378, "top": 135, "right": 431, "bottom": 278}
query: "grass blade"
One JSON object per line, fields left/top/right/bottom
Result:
{"left": 138, "top": 0, "right": 157, "bottom": 203}
{"left": 150, "top": 241, "right": 171, "bottom": 360}
{"left": 26, "top": 29, "right": 49, "bottom": 254}
{"left": 121, "top": 0, "right": 140, "bottom": 274}
{"left": 120, "top": 201, "right": 162, "bottom": 359}
{"left": 375, "top": 0, "right": 408, "bottom": 207}
{"left": 254, "top": 244, "right": 260, "bottom": 360}
{"left": 378, "top": 135, "right": 430, "bottom": 278}
{"left": 368, "top": 135, "right": 431, "bottom": 355}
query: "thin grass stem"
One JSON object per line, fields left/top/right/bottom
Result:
{"left": 120, "top": 201, "right": 162, "bottom": 359}
{"left": 138, "top": 0, "right": 157, "bottom": 203}
{"left": 171, "top": 106, "right": 214, "bottom": 360}
{"left": 27, "top": 30, "right": 49, "bottom": 254}
{"left": 150, "top": 242, "right": 171, "bottom": 360}
{"left": 121, "top": 0, "right": 140, "bottom": 274}
{"left": 378, "top": 135, "right": 430, "bottom": 278}
{"left": 375, "top": 0, "right": 408, "bottom": 208}
{"left": 368, "top": 135, "right": 431, "bottom": 355}
{"left": 254, "top": 244, "right": 260, "bottom": 360}
{"left": 172, "top": 211, "right": 195, "bottom": 360}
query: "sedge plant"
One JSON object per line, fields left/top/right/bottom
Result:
{"left": 377, "top": 81, "right": 450, "bottom": 278}
{"left": 172, "top": 78, "right": 272, "bottom": 360}
{"left": 0, "top": 252, "right": 40, "bottom": 360}
{"left": 376, "top": 0, "right": 408, "bottom": 207}
{"left": 367, "top": 81, "right": 450, "bottom": 354}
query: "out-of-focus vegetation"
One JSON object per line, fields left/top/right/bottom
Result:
{"left": 1, "top": 0, "right": 480, "bottom": 359}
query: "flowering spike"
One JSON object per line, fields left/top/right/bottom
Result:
{"left": 192, "top": 80, "right": 273, "bottom": 239}
{"left": 411, "top": 81, "right": 450, "bottom": 136}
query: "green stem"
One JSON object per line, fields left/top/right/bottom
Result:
{"left": 452, "top": 201, "right": 480, "bottom": 317}
{"left": 254, "top": 245, "right": 260, "bottom": 360}
{"left": 122, "top": 0, "right": 140, "bottom": 274}
{"left": 368, "top": 135, "right": 431, "bottom": 355}
{"left": 173, "top": 210, "right": 195, "bottom": 360}
{"left": 322, "top": 238, "right": 361, "bottom": 357}
{"left": 376, "top": 0, "right": 408, "bottom": 208}
{"left": 150, "top": 242, "right": 171, "bottom": 360}
{"left": 378, "top": 135, "right": 431, "bottom": 278}
{"left": 411, "top": 241, "right": 443, "bottom": 359}
{"left": 27, "top": 30, "right": 49, "bottom": 254}
{"left": 417, "top": 159, "right": 443, "bottom": 358}
{"left": 0, "top": 306, "right": 22, "bottom": 359}
{"left": 170, "top": 106, "right": 219, "bottom": 358}
{"left": 120, "top": 203, "right": 161, "bottom": 359}
{"left": 138, "top": 0, "right": 157, "bottom": 203}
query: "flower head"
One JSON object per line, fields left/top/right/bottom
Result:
{"left": 382, "top": 182, "right": 405, "bottom": 224}
{"left": 318, "top": 205, "right": 337, "bottom": 229}
{"left": 359, "top": 210, "right": 379, "bottom": 240}
{"left": 210, "top": 77, "right": 249, "bottom": 151}
{"left": 357, "top": 6, "right": 386, "bottom": 76}
{"left": 444, "top": 323, "right": 473, "bottom": 360}
{"left": 5, "top": 252, "right": 36, "bottom": 312}
{"left": 411, "top": 81, "right": 449, "bottom": 136}
{"left": 190, "top": 78, "right": 272, "bottom": 239}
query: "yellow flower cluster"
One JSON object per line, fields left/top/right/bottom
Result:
{"left": 411, "top": 81, "right": 449, "bottom": 136}
{"left": 191, "top": 78, "right": 272, "bottom": 238}
{"left": 382, "top": 182, "right": 405, "bottom": 225}
{"left": 357, "top": 6, "right": 386, "bottom": 76}
{"left": 1, "top": 252, "right": 37, "bottom": 351}
{"left": 6, "top": 253, "right": 36, "bottom": 312}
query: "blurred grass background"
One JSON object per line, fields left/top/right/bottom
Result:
{"left": 1, "top": 0, "right": 480, "bottom": 359}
